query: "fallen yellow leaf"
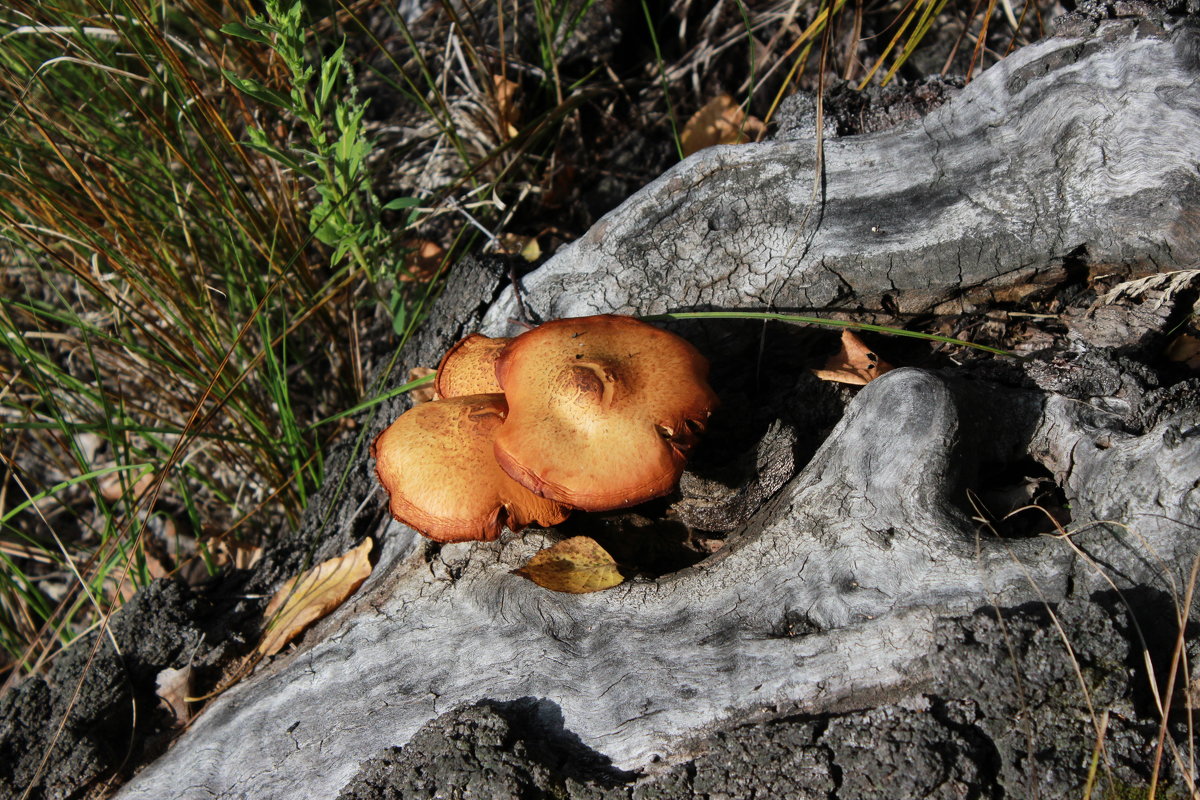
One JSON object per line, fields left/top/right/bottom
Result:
{"left": 811, "top": 329, "right": 895, "bottom": 385}
{"left": 681, "top": 94, "right": 766, "bottom": 157}
{"left": 258, "top": 538, "right": 374, "bottom": 656}
{"left": 495, "top": 233, "right": 541, "bottom": 262}
{"left": 513, "top": 536, "right": 624, "bottom": 594}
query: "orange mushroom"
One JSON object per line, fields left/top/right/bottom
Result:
{"left": 433, "top": 333, "right": 511, "bottom": 399}
{"left": 492, "top": 315, "right": 718, "bottom": 511}
{"left": 371, "top": 394, "right": 570, "bottom": 542}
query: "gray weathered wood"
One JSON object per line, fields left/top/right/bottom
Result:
{"left": 479, "top": 18, "right": 1200, "bottom": 330}
{"left": 116, "top": 17, "right": 1200, "bottom": 800}
{"left": 118, "top": 366, "right": 1199, "bottom": 799}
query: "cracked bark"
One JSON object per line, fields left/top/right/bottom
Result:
{"left": 115, "top": 15, "right": 1200, "bottom": 800}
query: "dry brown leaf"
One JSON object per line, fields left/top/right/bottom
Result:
{"left": 221, "top": 540, "right": 263, "bottom": 570}
{"left": 492, "top": 74, "right": 521, "bottom": 140}
{"left": 399, "top": 239, "right": 445, "bottom": 282}
{"left": 811, "top": 330, "right": 895, "bottom": 385}
{"left": 155, "top": 665, "right": 192, "bottom": 725}
{"left": 1165, "top": 333, "right": 1200, "bottom": 370}
{"left": 680, "top": 94, "right": 766, "bottom": 157}
{"left": 407, "top": 366, "right": 437, "bottom": 404}
{"left": 257, "top": 538, "right": 374, "bottom": 656}
{"left": 144, "top": 551, "right": 171, "bottom": 581}
{"left": 513, "top": 536, "right": 624, "bottom": 594}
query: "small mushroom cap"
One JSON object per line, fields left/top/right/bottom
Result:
{"left": 493, "top": 315, "right": 718, "bottom": 511}
{"left": 371, "top": 394, "right": 570, "bottom": 542}
{"left": 434, "top": 333, "right": 512, "bottom": 399}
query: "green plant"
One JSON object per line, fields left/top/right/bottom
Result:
{"left": 645, "top": 311, "right": 1017, "bottom": 357}
{"left": 222, "top": 1, "right": 420, "bottom": 283}
{"left": 0, "top": 0, "right": 399, "bottom": 678}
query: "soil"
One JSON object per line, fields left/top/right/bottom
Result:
{"left": 0, "top": 579, "right": 258, "bottom": 799}
{"left": 3, "top": 0, "right": 1200, "bottom": 798}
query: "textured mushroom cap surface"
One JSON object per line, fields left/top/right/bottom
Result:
{"left": 493, "top": 315, "right": 718, "bottom": 511}
{"left": 371, "top": 394, "right": 569, "bottom": 542}
{"left": 434, "top": 334, "right": 511, "bottom": 399}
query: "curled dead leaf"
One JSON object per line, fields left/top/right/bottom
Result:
{"left": 155, "top": 665, "right": 193, "bottom": 725}
{"left": 494, "top": 233, "right": 541, "bottom": 262}
{"left": 681, "top": 94, "right": 766, "bottom": 157}
{"left": 258, "top": 538, "right": 374, "bottom": 657}
{"left": 811, "top": 329, "right": 895, "bottom": 385}
{"left": 513, "top": 536, "right": 624, "bottom": 594}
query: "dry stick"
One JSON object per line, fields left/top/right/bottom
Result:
{"left": 1148, "top": 553, "right": 1200, "bottom": 800}
{"left": 966, "top": 0, "right": 1000, "bottom": 81}
{"left": 754, "top": 1, "right": 838, "bottom": 390}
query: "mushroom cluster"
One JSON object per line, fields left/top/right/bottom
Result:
{"left": 371, "top": 314, "right": 718, "bottom": 542}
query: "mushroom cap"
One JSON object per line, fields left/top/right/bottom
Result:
{"left": 434, "top": 333, "right": 511, "bottom": 399}
{"left": 371, "top": 393, "right": 570, "bottom": 542}
{"left": 492, "top": 315, "right": 718, "bottom": 511}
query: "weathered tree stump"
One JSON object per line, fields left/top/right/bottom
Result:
{"left": 116, "top": 13, "right": 1200, "bottom": 799}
